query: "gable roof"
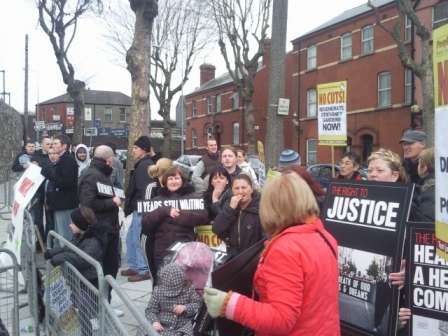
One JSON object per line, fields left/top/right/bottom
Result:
{"left": 293, "top": 0, "right": 394, "bottom": 42}
{"left": 188, "top": 72, "right": 234, "bottom": 96}
{"left": 38, "top": 90, "right": 132, "bottom": 106}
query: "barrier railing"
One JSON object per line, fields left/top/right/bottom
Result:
{"left": 104, "top": 275, "right": 159, "bottom": 336}
{"left": 0, "top": 248, "right": 20, "bottom": 336}
{"left": 0, "top": 164, "right": 17, "bottom": 220}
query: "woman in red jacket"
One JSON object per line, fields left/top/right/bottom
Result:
{"left": 203, "top": 173, "right": 340, "bottom": 336}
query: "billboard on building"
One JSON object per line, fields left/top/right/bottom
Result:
{"left": 317, "top": 81, "right": 347, "bottom": 146}
{"left": 433, "top": 25, "right": 448, "bottom": 260}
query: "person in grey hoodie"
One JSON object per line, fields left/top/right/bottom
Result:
{"left": 74, "top": 144, "right": 91, "bottom": 177}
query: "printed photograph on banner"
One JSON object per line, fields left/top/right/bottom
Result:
{"left": 408, "top": 224, "right": 448, "bottom": 336}
{"left": 339, "top": 246, "right": 392, "bottom": 335}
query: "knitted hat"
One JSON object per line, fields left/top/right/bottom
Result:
{"left": 158, "top": 263, "right": 186, "bottom": 297}
{"left": 399, "top": 130, "right": 427, "bottom": 144}
{"left": 70, "top": 208, "right": 90, "bottom": 231}
{"left": 278, "top": 149, "right": 301, "bottom": 167}
{"left": 134, "top": 136, "right": 152, "bottom": 152}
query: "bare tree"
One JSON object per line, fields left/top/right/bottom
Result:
{"left": 126, "top": 0, "right": 158, "bottom": 171}
{"left": 369, "top": 0, "right": 433, "bottom": 146}
{"left": 37, "top": 0, "right": 103, "bottom": 144}
{"left": 210, "top": 0, "right": 272, "bottom": 154}
{"left": 104, "top": 0, "right": 209, "bottom": 157}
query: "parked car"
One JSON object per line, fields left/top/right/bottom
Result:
{"left": 173, "top": 155, "right": 201, "bottom": 179}
{"left": 307, "top": 164, "right": 340, "bottom": 190}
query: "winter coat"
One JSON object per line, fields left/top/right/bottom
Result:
{"left": 410, "top": 173, "right": 435, "bottom": 222}
{"left": 230, "top": 218, "right": 340, "bottom": 336}
{"left": 31, "top": 149, "right": 51, "bottom": 169}
{"left": 11, "top": 150, "right": 31, "bottom": 172}
{"left": 74, "top": 144, "right": 91, "bottom": 177}
{"left": 204, "top": 188, "right": 231, "bottom": 220}
{"left": 141, "top": 184, "right": 209, "bottom": 263}
{"left": 146, "top": 263, "right": 202, "bottom": 336}
{"left": 239, "top": 161, "right": 260, "bottom": 189}
{"left": 47, "top": 222, "right": 111, "bottom": 281}
{"left": 41, "top": 151, "right": 78, "bottom": 211}
{"left": 403, "top": 158, "right": 421, "bottom": 185}
{"left": 337, "top": 170, "right": 363, "bottom": 181}
{"left": 78, "top": 158, "right": 120, "bottom": 233}
{"left": 124, "top": 155, "right": 155, "bottom": 215}
{"left": 212, "top": 191, "right": 264, "bottom": 258}
{"left": 110, "top": 156, "right": 124, "bottom": 189}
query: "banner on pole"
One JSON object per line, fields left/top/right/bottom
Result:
{"left": 317, "top": 81, "right": 347, "bottom": 146}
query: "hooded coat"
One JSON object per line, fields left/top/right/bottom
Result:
{"left": 212, "top": 191, "right": 264, "bottom": 258}
{"left": 146, "top": 263, "right": 202, "bottom": 336}
{"left": 74, "top": 144, "right": 91, "bottom": 177}
{"left": 410, "top": 173, "right": 435, "bottom": 222}
{"left": 141, "top": 184, "right": 209, "bottom": 271}
{"left": 47, "top": 221, "right": 111, "bottom": 281}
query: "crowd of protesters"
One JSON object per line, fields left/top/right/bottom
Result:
{"left": 8, "top": 126, "right": 435, "bottom": 335}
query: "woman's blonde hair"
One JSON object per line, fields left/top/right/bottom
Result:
{"left": 367, "top": 148, "right": 408, "bottom": 183}
{"left": 418, "top": 147, "right": 434, "bottom": 174}
{"left": 260, "top": 173, "right": 319, "bottom": 237}
{"left": 148, "top": 158, "right": 173, "bottom": 179}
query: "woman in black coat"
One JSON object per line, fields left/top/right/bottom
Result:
{"left": 203, "top": 166, "right": 232, "bottom": 220}
{"left": 141, "top": 167, "right": 209, "bottom": 277}
{"left": 212, "top": 174, "right": 264, "bottom": 258}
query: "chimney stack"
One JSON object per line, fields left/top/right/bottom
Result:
{"left": 200, "top": 64, "right": 216, "bottom": 86}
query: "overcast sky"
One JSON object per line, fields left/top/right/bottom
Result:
{"left": 0, "top": 0, "right": 366, "bottom": 116}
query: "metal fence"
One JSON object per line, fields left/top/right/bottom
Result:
{"left": 0, "top": 164, "right": 16, "bottom": 220}
{"left": 0, "top": 248, "right": 20, "bottom": 336}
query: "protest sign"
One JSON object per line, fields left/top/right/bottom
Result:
{"left": 317, "top": 80, "right": 347, "bottom": 146}
{"left": 196, "top": 225, "right": 225, "bottom": 250}
{"left": 0, "top": 164, "right": 44, "bottom": 267}
{"left": 136, "top": 197, "right": 205, "bottom": 214}
{"left": 433, "top": 24, "right": 448, "bottom": 260}
{"left": 408, "top": 223, "right": 448, "bottom": 336}
{"left": 323, "top": 180, "right": 414, "bottom": 336}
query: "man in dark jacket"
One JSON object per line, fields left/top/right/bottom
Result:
{"left": 192, "top": 138, "right": 220, "bottom": 192}
{"left": 11, "top": 140, "right": 35, "bottom": 173}
{"left": 41, "top": 134, "right": 78, "bottom": 241}
{"left": 122, "top": 136, "right": 155, "bottom": 282}
{"left": 400, "top": 129, "right": 426, "bottom": 185}
{"left": 78, "top": 145, "right": 122, "bottom": 287}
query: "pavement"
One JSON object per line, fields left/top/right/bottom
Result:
{"left": 0, "top": 183, "right": 154, "bottom": 335}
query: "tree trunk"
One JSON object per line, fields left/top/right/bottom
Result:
{"left": 421, "top": 39, "right": 434, "bottom": 147}
{"left": 162, "top": 110, "right": 172, "bottom": 158}
{"left": 125, "top": 0, "right": 157, "bottom": 185}
{"left": 67, "top": 80, "right": 85, "bottom": 145}
{"left": 244, "top": 97, "right": 256, "bottom": 155}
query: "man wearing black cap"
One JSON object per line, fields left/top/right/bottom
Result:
{"left": 122, "top": 135, "right": 155, "bottom": 282}
{"left": 400, "top": 129, "right": 427, "bottom": 184}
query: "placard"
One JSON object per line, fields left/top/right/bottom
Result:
{"left": 136, "top": 197, "right": 205, "bottom": 214}
{"left": 408, "top": 223, "right": 448, "bottom": 336}
{"left": 323, "top": 180, "right": 414, "bottom": 335}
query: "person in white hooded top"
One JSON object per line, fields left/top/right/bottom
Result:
{"left": 75, "top": 144, "right": 91, "bottom": 177}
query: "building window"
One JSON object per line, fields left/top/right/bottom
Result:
{"left": 119, "top": 107, "right": 126, "bottom": 122}
{"left": 84, "top": 106, "right": 92, "bottom": 121}
{"left": 216, "top": 94, "right": 221, "bottom": 113}
{"left": 207, "top": 126, "right": 214, "bottom": 138}
{"left": 192, "top": 129, "right": 198, "bottom": 148}
{"left": 231, "top": 92, "right": 239, "bottom": 111}
{"left": 307, "top": 45, "right": 317, "bottom": 70}
{"left": 405, "top": 68, "right": 413, "bottom": 105}
{"left": 52, "top": 108, "right": 60, "bottom": 121}
{"left": 378, "top": 72, "right": 391, "bottom": 107}
{"left": 341, "top": 33, "right": 352, "bottom": 60}
{"left": 306, "top": 139, "right": 317, "bottom": 165}
{"left": 404, "top": 15, "right": 412, "bottom": 42}
{"left": 105, "top": 107, "right": 112, "bottom": 122}
{"left": 433, "top": 1, "right": 448, "bottom": 28}
{"left": 66, "top": 106, "right": 74, "bottom": 116}
{"left": 361, "top": 134, "right": 374, "bottom": 162}
{"left": 232, "top": 122, "right": 240, "bottom": 145}
{"left": 307, "top": 89, "right": 317, "bottom": 118}
{"left": 207, "top": 96, "right": 214, "bottom": 114}
{"left": 361, "top": 25, "right": 374, "bottom": 55}
{"left": 192, "top": 100, "right": 197, "bottom": 117}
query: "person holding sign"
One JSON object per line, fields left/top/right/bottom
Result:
{"left": 141, "top": 167, "right": 209, "bottom": 278}
{"left": 213, "top": 174, "right": 263, "bottom": 258}
{"left": 203, "top": 173, "right": 340, "bottom": 335}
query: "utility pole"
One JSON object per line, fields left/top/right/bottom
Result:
{"left": 265, "top": 0, "right": 288, "bottom": 168}
{"left": 0, "top": 70, "right": 11, "bottom": 105}
{"left": 24, "top": 34, "right": 29, "bottom": 142}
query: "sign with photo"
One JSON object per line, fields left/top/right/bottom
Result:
{"left": 407, "top": 223, "right": 448, "bottom": 336}
{"left": 323, "top": 180, "right": 414, "bottom": 336}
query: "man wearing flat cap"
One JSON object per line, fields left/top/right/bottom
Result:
{"left": 123, "top": 136, "right": 156, "bottom": 282}
{"left": 400, "top": 129, "right": 427, "bottom": 184}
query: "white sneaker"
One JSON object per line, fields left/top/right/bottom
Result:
{"left": 113, "top": 308, "right": 124, "bottom": 317}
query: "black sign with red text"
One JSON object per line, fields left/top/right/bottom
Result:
{"left": 323, "top": 180, "right": 414, "bottom": 336}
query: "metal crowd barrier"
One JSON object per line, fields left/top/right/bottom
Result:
{"left": 0, "top": 165, "right": 17, "bottom": 220}
{"left": 104, "top": 275, "right": 159, "bottom": 336}
{"left": 21, "top": 209, "right": 42, "bottom": 336}
{"left": 0, "top": 248, "right": 20, "bottom": 336}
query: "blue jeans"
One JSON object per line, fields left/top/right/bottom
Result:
{"left": 126, "top": 212, "right": 149, "bottom": 274}
{"left": 53, "top": 209, "right": 74, "bottom": 241}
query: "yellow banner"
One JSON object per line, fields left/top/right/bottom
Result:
{"left": 433, "top": 25, "right": 448, "bottom": 259}
{"left": 317, "top": 81, "right": 347, "bottom": 146}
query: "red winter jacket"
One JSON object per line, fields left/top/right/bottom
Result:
{"left": 229, "top": 218, "right": 340, "bottom": 336}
